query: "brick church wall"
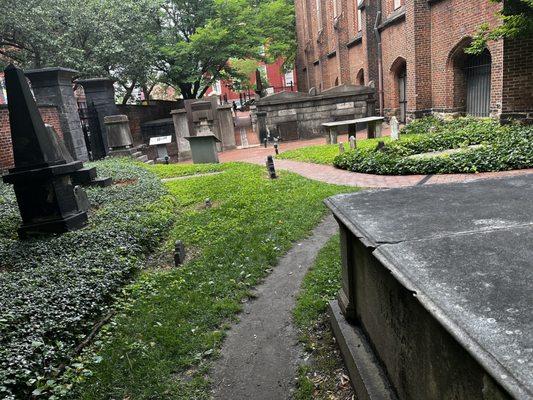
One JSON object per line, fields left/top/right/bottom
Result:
{"left": 0, "top": 105, "right": 63, "bottom": 171}
{"left": 294, "top": 0, "right": 532, "bottom": 122}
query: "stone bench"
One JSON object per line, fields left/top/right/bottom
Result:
{"left": 322, "top": 116, "right": 384, "bottom": 144}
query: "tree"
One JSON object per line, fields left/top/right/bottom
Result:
{"left": 468, "top": 0, "right": 533, "bottom": 53}
{"left": 156, "top": 0, "right": 295, "bottom": 99}
{"left": 0, "top": 0, "right": 162, "bottom": 103}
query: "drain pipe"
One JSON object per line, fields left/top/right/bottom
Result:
{"left": 374, "top": 8, "right": 384, "bottom": 116}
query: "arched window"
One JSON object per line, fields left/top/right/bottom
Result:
{"left": 447, "top": 39, "right": 492, "bottom": 117}
{"left": 390, "top": 57, "right": 407, "bottom": 122}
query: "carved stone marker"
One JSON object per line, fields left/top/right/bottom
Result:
{"left": 104, "top": 114, "right": 134, "bottom": 152}
{"left": 390, "top": 116, "right": 400, "bottom": 140}
{"left": 25, "top": 67, "right": 89, "bottom": 162}
{"left": 349, "top": 135, "right": 356, "bottom": 149}
{"left": 1, "top": 65, "right": 88, "bottom": 238}
{"left": 339, "top": 142, "right": 345, "bottom": 154}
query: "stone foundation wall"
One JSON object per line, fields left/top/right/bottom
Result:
{"left": 256, "top": 85, "right": 376, "bottom": 140}
{"left": 0, "top": 104, "right": 63, "bottom": 171}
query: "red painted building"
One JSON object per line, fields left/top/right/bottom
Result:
{"left": 207, "top": 58, "right": 298, "bottom": 102}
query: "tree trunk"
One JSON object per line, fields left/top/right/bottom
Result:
{"left": 121, "top": 81, "right": 137, "bottom": 105}
{"left": 179, "top": 83, "right": 195, "bottom": 99}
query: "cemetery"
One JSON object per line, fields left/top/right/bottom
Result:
{"left": 0, "top": 0, "right": 532, "bottom": 398}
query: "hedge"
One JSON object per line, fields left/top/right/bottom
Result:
{"left": 334, "top": 118, "right": 533, "bottom": 175}
{"left": 0, "top": 159, "right": 176, "bottom": 399}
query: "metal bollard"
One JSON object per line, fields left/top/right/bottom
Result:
{"left": 274, "top": 143, "right": 279, "bottom": 155}
{"left": 266, "top": 155, "right": 277, "bottom": 179}
{"left": 264, "top": 138, "right": 268, "bottom": 148}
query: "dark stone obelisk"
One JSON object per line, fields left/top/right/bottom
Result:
{"left": 1, "top": 64, "right": 88, "bottom": 238}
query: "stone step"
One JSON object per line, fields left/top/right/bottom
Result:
{"left": 145, "top": 160, "right": 154, "bottom": 165}
{"left": 131, "top": 151, "right": 142, "bottom": 158}
{"left": 136, "top": 155, "right": 148, "bottom": 163}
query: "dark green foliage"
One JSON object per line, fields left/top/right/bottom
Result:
{"left": 0, "top": 159, "right": 175, "bottom": 399}
{"left": 334, "top": 118, "right": 533, "bottom": 175}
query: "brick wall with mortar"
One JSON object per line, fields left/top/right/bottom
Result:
{"left": 295, "top": 0, "right": 533, "bottom": 122}
{"left": 0, "top": 105, "right": 63, "bottom": 171}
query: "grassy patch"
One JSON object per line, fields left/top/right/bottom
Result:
{"left": 294, "top": 235, "right": 354, "bottom": 399}
{"left": 278, "top": 136, "right": 395, "bottom": 165}
{"left": 70, "top": 162, "right": 356, "bottom": 399}
{"left": 147, "top": 162, "right": 228, "bottom": 179}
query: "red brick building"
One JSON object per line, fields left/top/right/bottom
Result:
{"left": 207, "top": 58, "right": 297, "bottom": 103}
{"left": 294, "top": 0, "right": 533, "bottom": 122}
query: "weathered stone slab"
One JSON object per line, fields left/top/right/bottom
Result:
{"left": 325, "top": 174, "right": 533, "bottom": 399}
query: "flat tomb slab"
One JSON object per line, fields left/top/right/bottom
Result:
{"left": 322, "top": 116, "right": 384, "bottom": 127}
{"left": 325, "top": 174, "right": 533, "bottom": 399}
{"left": 326, "top": 174, "right": 533, "bottom": 247}
{"left": 375, "top": 225, "right": 532, "bottom": 399}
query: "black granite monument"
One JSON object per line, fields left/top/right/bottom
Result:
{"left": 1, "top": 65, "right": 88, "bottom": 238}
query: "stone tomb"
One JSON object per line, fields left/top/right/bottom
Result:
{"left": 255, "top": 84, "right": 376, "bottom": 141}
{"left": 25, "top": 67, "right": 89, "bottom": 162}
{"left": 2, "top": 65, "right": 88, "bottom": 238}
{"left": 325, "top": 175, "right": 533, "bottom": 400}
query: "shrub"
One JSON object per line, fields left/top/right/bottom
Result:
{"left": 0, "top": 159, "right": 175, "bottom": 399}
{"left": 334, "top": 118, "right": 532, "bottom": 175}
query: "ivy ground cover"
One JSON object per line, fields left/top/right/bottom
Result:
{"left": 334, "top": 118, "right": 532, "bottom": 175}
{"left": 71, "top": 162, "right": 356, "bottom": 399}
{"left": 0, "top": 159, "right": 176, "bottom": 399}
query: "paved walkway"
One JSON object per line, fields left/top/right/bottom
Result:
{"left": 217, "top": 134, "right": 533, "bottom": 188}
{"left": 211, "top": 216, "right": 338, "bottom": 400}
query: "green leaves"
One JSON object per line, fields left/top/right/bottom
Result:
{"left": 333, "top": 118, "right": 533, "bottom": 175}
{"left": 0, "top": 159, "right": 175, "bottom": 399}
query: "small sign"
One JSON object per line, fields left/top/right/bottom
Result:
{"left": 337, "top": 102, "right": 355, "bottom": 110}
{"left": 149, "top": 136, "right": 172, "bottom": 146}
{"left": 278, "top": 109, "right": 297, "bottom": 116}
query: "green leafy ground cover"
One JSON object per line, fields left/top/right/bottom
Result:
{"left": 293, "top": 235, "right": 353, "bottom": 400}
{"left": 278, "top": 136, "right": 397, "bottom": 165}
{"left": 278, "top": 117, "right": 533, "bottom": 175}
{"left": 66, "top": 162, "right": 356, "bottom": 399}
{"left": 0, "top": 159, "right": 175, "bottom": 399}
{"left": 337, "top": 118, "right": 533, "bottom": 175}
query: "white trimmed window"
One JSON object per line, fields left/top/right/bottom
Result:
{"left": 394, "top": 0, "right": 402, "bottom": 9}
{"left": 357, "top": 8, "right": 362, "bottom": 31}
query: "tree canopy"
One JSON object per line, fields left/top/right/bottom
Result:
{"left": 468, "top": 0, "right": 533, "bottom": 53}
{"left": 0, "top": 0, "right": 296, "bottom": 100}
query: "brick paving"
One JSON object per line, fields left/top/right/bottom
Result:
{"left": 216, "top": 132, "right": 533, "bottom": 188}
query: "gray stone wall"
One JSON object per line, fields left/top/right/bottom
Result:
{"left": 256, "top": 85, "right": 376, "bottom": 140}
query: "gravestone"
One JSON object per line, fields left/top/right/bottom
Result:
{"left": 45, "top": 124, "right": 111, "bottom": 187}
{"left": 76, "top": 78, "right": 119, "bottom": 159}
{"left": 104, "top": 114, "right": 134, "bottom": 154}
{"left": 185, "top": 134, "right": 221, "bottom": 164}
{"left": 339, "top": 142, "right": 345, "bottom": 154}
{"left": 25, "top": 67, "right": 89, "bottom": 162}
{"left": 349, "top": 135, "right": 356, "bottom": 149}
{"left": 217, "top": 104, "right": 237, "bottom": 150}
{"left": 1, "top": 65, "right": 88, "bottom": 238}
{"left": 390, "top": 116, "right": 400, "bottom": 140}
{"left": 170, "top": 109, "right": 192, "bottom": 160}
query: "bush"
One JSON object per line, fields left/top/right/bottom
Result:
{"left": 334, "top": 118, "right": 533, "bottom": 175}
{"left": 0, "top": 159, "right": 175, "bottom": 399}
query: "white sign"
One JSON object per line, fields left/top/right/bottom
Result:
{"left": 278, "top": 109, "right": 297, "bottom": 116}
{"left": 336, "top": 102, "right": 355, "bottom": 110}
{"left": 149, "top": 135, "right": 172, "bottom": 146}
